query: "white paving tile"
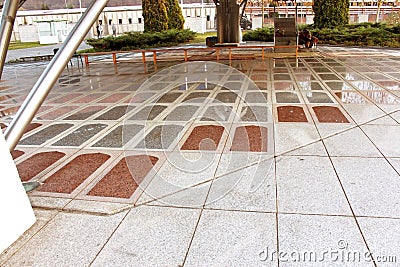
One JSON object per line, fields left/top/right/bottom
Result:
{"left": 357, "top": 217, "right": 400, "bottom": 267}
{"left": 361, "top": 125, "right": 400, "bottom": 157}
{"left": 185, "top": 209, "right": 277, "bottom": 266}
{"left": 274, "top": 124, "right": 320, "bottom": 155}
{"left": 91, "top": 206, "right": 200, "bottom": 266}
{"left": 137, "top": 152, "right": 220, "bottom": 202}
{"left": 277, "top": 156, "right": 352, "bottom": 215}
{"left": 387, "top": 158, "right": 400, "bottom": 174}
{"left": 284, "top": 141, "right": 328, "bottom": 156}
{"left": 323, "top": 127, "right": 381, "bottom": 157}
{"left": 332, "top": 157, "right": 400, "bottom": 217}
{"left": 278, "top": 214, "right": 373, "bottom": 267}
{"left": 343, "top": 104, "right": 386, "bottom": 125}
{"left": 2, "top": 211, "right": 127, "bottom": 267}
{"left": 206, "top": 158, "right": 275, "bottom": 212}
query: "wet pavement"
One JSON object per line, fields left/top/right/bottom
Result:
{"left": 1, "top": 45, "right": 400, "bottom": 266}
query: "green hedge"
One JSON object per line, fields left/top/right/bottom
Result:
{"left": 242, "top": 27, "right": 274, "bottom": 42}
{"left": 243, "top": 23, "right": 400, "bottom": 48}
{"left": 86, "top": 29, "right": 196, "bottom": 51}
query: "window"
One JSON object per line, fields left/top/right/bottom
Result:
{"left": 207, "top": 15, "right": 210, "bottom": 21}
{"left": 98, "top": 19, "right": 103, "bottom": 25}
{"left": 137, "top": 18, "right": 141, "bottom": 24}
{"left": 118, "top": 19, "right": 123, "bottom": 24}
{"left": 108, "top": 19, "right": 112, "bottom": 25}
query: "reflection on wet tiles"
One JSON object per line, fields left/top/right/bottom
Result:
{"left": 295, "top": 74, "right": 316, "bottom": 82}
{"left": 276, "top": 92, "right": 300, "bottom": 103}
{"left": 136, "top": 124, "right": 183, "bottom": 149}
{"left": 93, "top": 124, "right": 143, "bottom": 148}
{"left": 298, "top": 82, "right": 324, "bottom": 91}
{"left": 73, "top": 93, "right": 105, "bottom": 103}
{"left": 164, "top": 105, "right": 199, "bottom": 121}
{"left": 201, "top": 105, "right": 233, "bottom": 121}
{"left": 38, "top": 153, "right": 110, "bottom": 194}
{"left": 129, "top": 105, "right": 167, "bottom": 121}
{"left": 255, "top": 82, "right": 267, "bottom": 90}
{"left": 325, "top": 82, "right": 352, "bottom": 91}
{"left": 197, "top": 83, "right": 216, "bottom": 90}
{"left": 240, "top": 106, "right": 269, "bottom": 122}
{"left": 11, "top": 150, "right": 24, "bottom": 159}
{"left": 274, "top": 74, "right": 291, "bottom": 80}
{"left": 305, "top": 92, "right": 334, "bottom": 103}
{"left": 51, "top": 93, "right": 83, "bottom": 103}
{"left": 312, "top": 67, "right": 331, "bottom": 73}
{"left": 364, "top": 91, "right": 400, "bottom": 104}
{"left": 183, "top": 92, "right": 210, "bottom": 103}
{"left": 351, "top": 81, "right": 383, "bottom": 91}
{"left": 17, "top": 151, "right": 66, "bottom": 181}
{"left": 224, "top": 82, "right": 242, "bottom": 91}
{"left": 313, "top": 106, "right": 349, "bottom": 123}
{"left": 273, "top": 68, "right": 289, "bottom": 73}
{"left": 335, "top": 92, "right": 367, "bottom": 104}
{"left": 181, "top": 125, "right": 224, "bottom": 150}
{"left": 230, "top": 126, "right": 268, "bottom": 152}
{"left": 214, "top": 92, "right": 238, "bottom": 103}
{"left": 376, "top": 81, "right": 400, "bottom": 90}
{"left": 65, "top": 106, "right": 105, "bottom": 120}
{"left": 94, "top": 105, "right": 131, "bottom": 120}
{"left": 277, "top": 106, "right": 308, "bottom": 122}
{"left": 364, "top": 73, "right": 389, "bottom": 80}
{"left": 129, "top": 93, "right": 155, "bottom": 103}
{"left": 274, "top": 82, "right": 295, "bottom": 90}
{"left": 245, "top": 92, "right": 268, "bottom": 103}
{"left": 147, "top": 83, "right": 166, "bottom": 91}
{"left": 98, "top": 93, "right": 130, "bottom": 103}
{"left": 318, "top": 73, "right": 339, "bottom": 80}
{"left": 52, "top": 124, "right": 107, "bottom": 146}
{"left": 20, "top": 123, "right": 73, "bottom": 146}
{"left": 38, "top": 106, "right": 78, "bottom": 120}
{"left": 87, "top": 155, "right": 158, "bottom": 198}
{"left": 156, "top": 92, "right": 182, "bottom": 103}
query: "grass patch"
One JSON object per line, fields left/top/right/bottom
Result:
{"left": 8, "top": 41, "right": 50, "bottom": 50}
{"left": 189, "top": 31, "right": 217, "bottom": 44}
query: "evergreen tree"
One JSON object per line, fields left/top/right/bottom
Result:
{"left": 166, "top": 0, "right": 185, "bottom": 30}
{"left": 313, "top": 0, "right": 349, "bottom": 28}
{"left": 142, "top": 0, "right": 169, "bottom": 32}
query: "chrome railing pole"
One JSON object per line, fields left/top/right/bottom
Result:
{"left": 4, "top": 0, "right": 109, "bottom": 151}
{"left": 0, "top": 0, "right": 19, "bottom": 79}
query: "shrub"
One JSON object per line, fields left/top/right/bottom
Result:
{"left": 142, "top": 0, "right": 169, "bottom": 32}
{"left": 86, "top": 29, "right": 196, "bottom": 51}
{"left": 167, "top": 0, "right": 185, "bottom": 30}
{"left": 313, "top": 0, "right": 349, "bottom": 28}
{"left": 242, "top": 27, "right": 274, "bottom": 42}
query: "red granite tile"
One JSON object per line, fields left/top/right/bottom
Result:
{"left": 313, "top": 106, "right": 349, "bottom": 123}
{"left": 17, "top": 151, "right": 65, "bottom": 182}
{"left": 277, "top": 106, "right": 308, "bottom": 122}
{"left": 88, "top": 155, "right": 159, "bottom": 198}
{"left": 39, "top": 106, "right": 79, "bottom": 120}
{"left": 230, "top": 126, "right": 268, "bottom": 152}
{"left": 73, "top": 93, "right": 105, "bottom": 103}
{"left": 38, "top": 153, "right": 110, "bottom": 194}
{"left": 24, "top": 123, "right": 42, "bottom": 134}
{"left": 51, "top": 93, "right": 83, "bottom": 103}
{"left": 37, "top": 106, "right": 53, "bottom": 114}
{"left": 0, "top": 106, "right": 19, "bottom": 118}
{"left": 181, "top": 125, "right": 224, "bottom": 150}
{"left": 98, "top": 93, "right": 130, "bottom": 103}
{"left": 11, "top": 150, "right": 24, "bottom": 160}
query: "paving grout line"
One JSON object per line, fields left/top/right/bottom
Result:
{"left": 317, "top": 125, "right": 378, "bottom": 267}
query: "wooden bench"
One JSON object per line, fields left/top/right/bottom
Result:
{"left": 19, "top": 54, "right": 53, "bottom": 62}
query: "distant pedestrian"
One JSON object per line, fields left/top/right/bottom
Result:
{"left": 97, "top": 21, "right": 103, "bottom": 38}
{"left": 112, "top": 23, "right": 117, "bottom": 37}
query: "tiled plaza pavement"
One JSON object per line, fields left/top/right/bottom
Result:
{"left": 1, "top": 46, "right": 400, "bottom": 266}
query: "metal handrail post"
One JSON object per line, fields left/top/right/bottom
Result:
{"left": 4, "top": 0, "right": 110, "bottom": 151}
{"left": 0, "top": 0, "right": 20, "bottom": 79}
